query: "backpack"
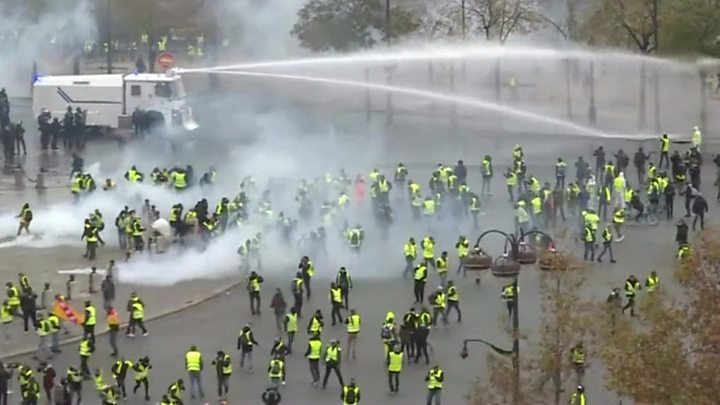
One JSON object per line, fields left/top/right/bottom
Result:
{"left": 381, "top": 325, "right": 392, "bottom": 340}
{"left": 350, "top": 232, "right": 359, "bottom": 245}
{"left": 270, "top": 361, "right": 281, "bottom": 375}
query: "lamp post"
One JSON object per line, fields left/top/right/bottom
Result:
{"left": 105, "top": 0, "right": 113, "bottom": 74}
{"left": 385, "top": 0, "right": 391, "bottom": 47}
{"left": 462, "top": 228, "right": 553, "bottom": 405}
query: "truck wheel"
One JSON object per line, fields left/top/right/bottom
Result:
{"left": 145, "top": 110, "right": 165, "bottom": 133}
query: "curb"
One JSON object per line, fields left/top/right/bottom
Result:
{"left": 4, "top": 280, "right": 243, "bottom": 360}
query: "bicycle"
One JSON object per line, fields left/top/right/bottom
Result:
{"left": 626, "top": 203, "right": 659, "bottom": 226}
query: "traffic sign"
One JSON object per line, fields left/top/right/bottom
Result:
{"left": 157, "top": 51, "right": 174, "bottom": 68}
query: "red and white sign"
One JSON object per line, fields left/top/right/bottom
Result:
{"left": 157, "top": 51, "right": 174, "bottom": 69}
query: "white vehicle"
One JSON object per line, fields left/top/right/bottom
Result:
{"left": 32, "top": 72, "right": 198, "bottom": 134}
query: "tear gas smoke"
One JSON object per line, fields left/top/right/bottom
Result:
{"left": 0, "top": 0, "right": 97, "bottom": 97}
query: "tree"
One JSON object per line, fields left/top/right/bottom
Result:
{"left": 467, "top": 252, "right": 592, "bottom": 405}
{"left": 580, "top": 0, "right": 658, "bottom": 53}
{"left": 598, "top": 231, "right": 720, "bottom": 404}
{"left": 660, "top": 0, "right": 720, "bottom": 55}
{"left": 411, "top": 2, "right": 454, "bottom": 41}
{"left": 530, "top": 254, "right": 592, "bottom": 405}
{"left": 451, "top": 0, "right": 542, "bottom": 44}
{"left": 290, "top": 0, "right": 417, "bottom": 52}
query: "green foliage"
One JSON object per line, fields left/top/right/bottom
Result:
{"left": 579, "top": 0, "right": 657, "bottom": 53}
{"left": 660, "top": 0, "right": 720, "bottom": 56}
{"left": 290, "top": 0, "right": 417, "bottom": 52}
{"left": 580, "top": 0, "right": 720, "bottom": 56}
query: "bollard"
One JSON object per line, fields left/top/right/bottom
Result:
{"left": 66, "top": 275, "right": 75, "bottom": 301}
{"left": 13, "top": 167, "right": 24, "bottom": 190}
{"left": 35, "top": 170, "right": 46, "bottom": 190}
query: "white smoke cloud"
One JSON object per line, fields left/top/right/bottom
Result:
{"left": 0, "top": 0, "right": 98, "bottom": 97}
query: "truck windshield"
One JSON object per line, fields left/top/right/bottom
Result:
{"left": 170, "top": 80, "right": 187, "bottom": 100}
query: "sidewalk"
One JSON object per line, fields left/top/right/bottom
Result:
{"left": 0, "top": 244, "right": 240, "bottom": 358}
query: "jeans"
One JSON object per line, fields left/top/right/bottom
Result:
{"left": 217, "top": 375, "right": 229, "bottom": 397}
{"left": 249, "top": 292, "right": 261, "bottom": 314}
{"left": 50, "top": 332, "right": 60, "bottom": 352}
{"left": 188, "top": 371, "right": 204, "bottom": 398}
{"left": 388, "top": 371, "right": 400, "bottom": 392}
{"left": 322, "top": 362, "right": 344, "bottom": 388}
{"left": 108, "top": 329, "right": 118, "bottom": 354}
{"left": 446, "top": 301, "right": 461, "bottom": 322}
{"left": 427, "top": 388, "right": 442, "bottom": 405}
{"left": 240, "top": 350, "right": 253, "bottom": 370}
{"left": 308, "top": 359, "right": 320, "bottom": 383}
{"left": 37, "top": 335, "right": 51, "bottom": 359}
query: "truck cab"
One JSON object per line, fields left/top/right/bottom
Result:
{"left": 122, "top": 73, "right": 198, "bottom": 131}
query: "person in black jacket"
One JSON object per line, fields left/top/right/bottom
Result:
{"left": 676, "top": 219, "right": 688, "bottom": 247}
{"left": 261, "top": 387, "right": 281, "bottom": 405}
{"left": 20, "top": 291, "right": 37, "bottom": 333}
{"left": 692, "top": 193, "right": 708, "bottom": 231}
{"left": 0, "top": 362, "right": 12, "bottom": 405}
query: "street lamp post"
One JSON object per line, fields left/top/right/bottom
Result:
{"left": 106, "top": 0, "right": 113, "bottom": 74}
{"left": 461, "top": 0, "right": 466, "bottom": 40}
{"left": 462, "top": 228, "right": 553, "bottom": 405}
{"left": 385, "top": 0, "right": 391, "bottom": 47}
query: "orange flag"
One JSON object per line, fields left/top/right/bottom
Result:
{"left": 52, "top": 296, "right": 84, "bottom": 325}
